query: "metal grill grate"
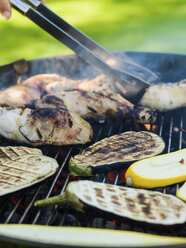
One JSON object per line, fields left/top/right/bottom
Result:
{"left": 0, "top": 107, "right": 185, "bottom": 239}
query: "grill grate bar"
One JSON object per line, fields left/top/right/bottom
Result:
{"left": 4, "top": 194, "right": 25, "bottom": 224}
{"left": 158, "top": 115, "right": 164, "bottom": 137}
{"left": 59, "top": 208, "right": 69, "bottom": 226}
{"left": 178, "top": 108, "right": 184, "bottom": 149}
{"left": 113, "top": 171, "right": 120, "bottom": 185}
{"left": 167, "top": 113, "right": 174, "bottom": 153}
{"left": 18, "top": 186, "right": 42, "bottom": 224}
{"left": 32, "top": 147, "right": 72, "bottom": 225}
{"left": 45, "top": 173, "right": 71, "bottom": 226}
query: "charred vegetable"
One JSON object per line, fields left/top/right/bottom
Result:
{"left": 0, "top": 225, "right": 185, "bottom": 247}
{"left": 69, "top": 131, "right": 165, "bottom": 176}
{"left": 125, "top": 149, "right": 186, "bottom": 189}
{"left": 177, "top": 181, "right": 186, "bottom": 202}
{"left": 0, "top": 146, "right": 59, "bottom": 196}
{"left": 35, "top": 180, "right": 186, "bottom": 225}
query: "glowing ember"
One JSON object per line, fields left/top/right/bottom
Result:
{"left": 144, "top": 124, "right": 151, "bottom": 131}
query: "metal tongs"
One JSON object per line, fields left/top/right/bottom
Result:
{"left": 10, "top": 0, "right": 160, "bottom": 104}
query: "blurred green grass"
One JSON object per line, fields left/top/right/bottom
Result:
{"left": 0, "top": 0, "right": 186, "bottom": 65}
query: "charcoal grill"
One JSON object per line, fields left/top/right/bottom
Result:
{"left": 0, "top": 51, "right": 185, "bottom": 248}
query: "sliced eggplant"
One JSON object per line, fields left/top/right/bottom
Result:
{"left": 0, "top": 146, "right": 59, "bottom": 196}
{"left": 69, "top": 131, "right": 165, "bottom": 176}
{"left": 0, "top": 225, "right": 186, "bottom": 248}
{"left": 125, "top": 149, "right": 186, "bottom": 189}
{"left": 35, "top": 180, "right": 186, "bottom": 225}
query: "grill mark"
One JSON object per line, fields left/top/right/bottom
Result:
{"left": 137, "top": 193, "right": 146, "bottom": 204}
{"left": 0, "top": 149, "right": 11, "bottom": 160}
{"left": 87, "top": 106, "right": 97, "bottom": 113}
{"left": 36, "top": 128, "right": 42, "bottom": 139}
{"left": 68, "top": 119, "right": 73, "bottom": 128}
{"left": 2, "top": 147, "right": 20, "bottom": 159}
{"left": 20, "top": 107, "right": 26, "bottom": 115}
{"left": 0, "top": 164, "right": 39, "bottom": 176}
{"left": 0, "top": 171, "right": 28, "bottom": 181}
{"left": 111, "top": 200, "right": 121, "bottom": 206}
{"left": 8, "top": 147, "right": 28, "bottom": 157}
{"left": 79, "top": 132, "right": 158, "bottom": 165}
{"left": 142, "top": 205, "right": 152, "bottom": 216}
{"left": 0, "top": 180, "right": 15, "bottom": 186}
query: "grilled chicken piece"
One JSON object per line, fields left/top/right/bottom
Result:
{"left": 0, "top": 74, "right": 112, "bottom": 108}
{"left": 140, "top": 80, "right": 186, "bottom": 111}
{"left": 22, "top": 74, "right": 63, "bottom": 88}
{"left": 0, "top": 84, "right": 38, "bottom": 107}
{"left": 34, "top": 91, "right": 157, "bottom": 124}
{"left": 46, "top": 74, "right": 112, "bottom": 93}
{"left": 1, "top": 73, "right": 186, "bottom": 112}
{"left": 0, "top": 74, "right": 62, "bottom": 107}
{"left": 0, "top": 107, "right": 92, "bottom": 146}
{"left": 46, "top": 75, "right": 186, "bottom": 112}
{"left": 0, "top": 73, "right": 156, "bottom": 123}
{"left": 0, "top": 146, "right": 59, "bottom": 196}
{"left": 35, "top": 180, "right": 186, "bottom": 225}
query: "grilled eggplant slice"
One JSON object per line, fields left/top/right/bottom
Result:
{"left": 0, "top": 106, "right": 92, "bottom": 146}
{"left": 35, "top": 180, "right": 186, "bottom": 225}
{"left": 0, "top": 146, "right": 59, "bottom": 196}
{"left": 177, "top": 182, "right": 186, "bottom": 202}
{"left": 125, "top": 149, "right": 186, "bottom": 189}
{"left": 0, "top": 225, "right": 185, "bottom": 248}
{"left": 69, "top": 131, "right": 165, "bottom": 176}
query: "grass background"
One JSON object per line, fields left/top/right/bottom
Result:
{"left": 0, "top": 0, "right": 186, "bottom": 65}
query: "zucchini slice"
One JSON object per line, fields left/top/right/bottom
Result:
{"left": 125, "top": 149, "right": 186, "bottom": 189}
{"left": 0, "top": 225, "right": 185, "bottom": 248}
{"left": 69, "top": 131, "right": 165, "bottom": 176}
{"left": 177, "top": 181, "right": 186, "bottom": 202}
{"left": 35, "top": 180, "right": 186, "bottom": 225}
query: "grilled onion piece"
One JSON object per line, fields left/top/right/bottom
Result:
{"left": 0, "top": 146, "right": 58, "bottom": 196}
{"left": 140, "top": 80, "right": 186, "bottom": 111}
{"left": 0, "top": 107, "right": 92, "bottom": 146}
{"left": 177, "top": 182, "right": 186, "bottom": 202}
{"left": 125, "top": 149, "right": 186, "bottom": 189}
{"left": 69, "top": 131, "right": 165, "bottom": 176}
{"left": 35, "top": 180, "right": 186, "bottom": 225}
{"left": 0, "top": 225, "right": 185, "bottom": 247}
